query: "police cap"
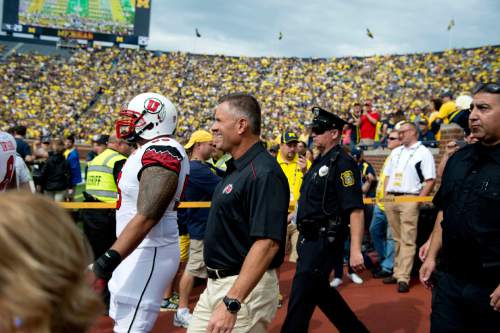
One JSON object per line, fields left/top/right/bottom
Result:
{"left": 311, "top": 106, "right": 348, "bottom": 134}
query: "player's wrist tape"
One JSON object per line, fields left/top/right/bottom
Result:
{"left": 93, "top": 249, "right": 122, "bottom": 281}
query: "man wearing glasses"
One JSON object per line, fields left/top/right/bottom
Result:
{"left": 370, "top": 129, "right": 401, "bottom": 279}
{"left": 382, "top": 121, "right": 436, "bottom": 293}
{"left": 420, "top": 82, "right": 500, "bottom": 332}
{"left": 282, "top": 107, "right": 368, "bottom": 333}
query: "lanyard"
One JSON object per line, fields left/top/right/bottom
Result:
{"left": 394, "top": 143, "right": 421, "bottom": 172}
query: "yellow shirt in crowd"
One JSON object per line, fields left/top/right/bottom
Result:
{"left": 277, "top": 152, "right": 312, "bottom": 212}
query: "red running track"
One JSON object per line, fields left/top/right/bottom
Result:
{"left": 91, "top": 261, "right": 431, "bottom": 333}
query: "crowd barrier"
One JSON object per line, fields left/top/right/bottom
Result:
{"left": 59, "top": 196, "right": 433, "bottom": 210}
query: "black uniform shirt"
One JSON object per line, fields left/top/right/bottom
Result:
{"left": 204, "top": 142, "right": 289, "bottom": 270}
{"left": 297, "top": 144, "right": 364, "bottom": 222}
{"left": 433, "top": 143, "right": 500, "bottom": 286}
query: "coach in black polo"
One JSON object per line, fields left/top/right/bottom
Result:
{"left": 187, "top": 93, "right": 289, "bottom": 333}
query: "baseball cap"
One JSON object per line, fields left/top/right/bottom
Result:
{"left": 351, "top": 147, "right": 362, "bottom": 159}
{"left": 92, "top": 134, "right": 109, "bottom": 145}
{"left": 441, "top": 90, "right": 453, "bottom": 99}
{"left": 184, "top": 130, "right": 213, "bottom": 149}
{"left": 455, "top": 95, "right": 473, "bottom": 111}
{"left": 281, "top": 130, "right": 299, "bottom": 144}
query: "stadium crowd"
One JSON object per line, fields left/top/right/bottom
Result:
{"left": 0, "top": 44, "right": 498, "bottom": 146}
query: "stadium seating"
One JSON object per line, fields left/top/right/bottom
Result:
{"left": 0, "top": 43, "right": 498, "bottom": 144}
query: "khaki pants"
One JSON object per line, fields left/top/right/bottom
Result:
{"left": 286, "top": 223, "right": 299, "bottom": 263}
{"left": 186, "top": 239, "right": 207, "bottom": 279}
{"left": 385, "top": 201, "right": 419, "bottom": 283}
{"left": 188, "top": 270, "right": 279, "bottom": 333}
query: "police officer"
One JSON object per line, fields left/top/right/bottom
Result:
{"left": 420, "top": 82, "right": 500, "bottom": 332}
{"left": 282, "top": 107, "right": 369, "bottom": 333}
{"left": 82, "top": 134, "right": 130, "bottom": 259}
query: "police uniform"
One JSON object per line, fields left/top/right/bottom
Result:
{"left": 188, "top": 142, "right": 289, "bottom": 332}
{"left": 282, "top": 108, "right": 368, "bottom": 333}
{"left": 431, "top": 142, "right": 500, "bottom": 332}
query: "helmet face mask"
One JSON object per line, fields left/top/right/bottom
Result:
{"left": 115, "top": 93, "right": 177, "bottom": 142}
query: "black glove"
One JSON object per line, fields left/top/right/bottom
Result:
{"left": 93, "top": 249, "right": 122, "bottom": 281}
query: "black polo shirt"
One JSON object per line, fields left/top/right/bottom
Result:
{"left": 204, "top": 142, "right": 289, "bottom": 270}
{"left": 297, "top": 144, "right": 364, "bottom": 222}
{"left": 433, "top": 143, "right": 500, "bottom": 287}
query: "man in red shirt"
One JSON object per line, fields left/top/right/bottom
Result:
{"left": 359, "top": 100, "right": 380, "bottom": 148}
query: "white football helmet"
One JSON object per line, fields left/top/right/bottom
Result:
{"left": 116, "top": 92, "right": 178, "bottom": 142}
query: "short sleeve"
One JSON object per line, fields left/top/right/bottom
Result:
{"left": 335, "top": 155, "right": 364, "bottom": 212}
{"left": 139, "top": 145, "right": 183, "bottom": 180}
{"left": 421, "top": 149, "right": 436, "bottom": 180}
{"left": 248, "top": 169, "right": 289, "bottom": 241}
{"left": 383, "top": 150, "right": 396, "bottom": 177}
{"left": 366, "top": 163, "right": 376, "bottom": 178}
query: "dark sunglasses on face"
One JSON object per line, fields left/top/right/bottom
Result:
{"left": 388, "top": 137, "right": 399, "bottom": 141}
{"left": 473, "top": 82, "right": 500, "bottom": 95}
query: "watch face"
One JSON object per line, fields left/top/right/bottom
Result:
{"left": 224, "top": 297, "right": 241, "bottom": 313}
{"left": 228, "top": 300, "right": 240, "bottom": 312}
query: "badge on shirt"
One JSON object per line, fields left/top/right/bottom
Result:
{"left": 341, "top": 170, "right": 355, "bottom": 187}
{"left": 319, "top": 165, "right": 329, "bottom": 177}
{"left": 393, "top": 172, "right": 403, "bottom": 187}
{"left": 222, "top": 184, "right": 233, "bottom": 194}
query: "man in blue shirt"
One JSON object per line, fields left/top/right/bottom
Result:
{"left": 418, "top": 120, "right": 437, "bottom": 148}
{"left": 175, "top": 130, "right": 221, "bottom": 328}
{"left": 63, "top": 134, "right": 82, "bottom": 200}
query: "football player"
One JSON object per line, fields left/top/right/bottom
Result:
{"left": 91, "top": 93, "right": 190, "bottom": 332}
{"left": 0, "top": 131, "right": 17, "bottom": 192}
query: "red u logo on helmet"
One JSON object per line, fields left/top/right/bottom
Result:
{"left": 144, "top": 98, "right": 163, "bottom": 113}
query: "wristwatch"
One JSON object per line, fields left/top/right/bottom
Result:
{"left": 223, "top": 296, "right": 241, "bottom": 314}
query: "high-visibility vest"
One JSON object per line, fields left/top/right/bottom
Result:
{"left": 85, "top": 149, "right": 126, "bottom": 202}
{"left": 209, "top": 153, "right": 232, "bottom": 172}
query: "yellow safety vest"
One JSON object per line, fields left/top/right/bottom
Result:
{"left": 86, "top": 149, "right": 126, "bottom": 202}
{"left": 208, "top": 153, "right": 232, "bottom": 172}
{"left": 375, "top": 156, "right": 390, "bottom": 211}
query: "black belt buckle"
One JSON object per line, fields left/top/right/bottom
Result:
{"left": 206, "top": 267, "right": 240, "bottom": 280}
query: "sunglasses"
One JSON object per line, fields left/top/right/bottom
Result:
{"left": 388, "top": 137, "right": 399, "bottom": 141}
{"left": 473, "top": 82, "right": 500, "bottom": 95}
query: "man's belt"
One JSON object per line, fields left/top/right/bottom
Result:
{"left": 387, "top": 192, "right": 418, "bottom": 196}
{"left": 206, "top": 267, "right": 240, "bottom": 280}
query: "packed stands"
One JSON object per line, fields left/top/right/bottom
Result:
{"left": 0, "top": 43, "right": 498, "bottom": 144}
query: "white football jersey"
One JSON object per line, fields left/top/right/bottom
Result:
{"left": 116, "top": 137, "right": 189, "bottom": 248}
{"left": 0, "top": 132, "right": 16, "bottom": 192}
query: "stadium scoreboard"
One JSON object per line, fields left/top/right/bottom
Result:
{"left": 2, "top": 0, "right": 151, "bottom": 46}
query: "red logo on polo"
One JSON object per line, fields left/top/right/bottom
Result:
{"left": 223, "top": 184, "right": 233, "bottom": 194}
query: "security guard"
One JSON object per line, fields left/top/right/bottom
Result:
{"left": 282, "top": 107, "right": 369, "bottom": 333}
{"left": 420, "top": 82, "right": 500, "bottom": 332}
{"left": 82, "top": 134, "right": 130, "bottom": 259}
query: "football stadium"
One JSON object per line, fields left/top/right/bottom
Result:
{"left": 0, "top": 1, "right": 499, "bottom": 332}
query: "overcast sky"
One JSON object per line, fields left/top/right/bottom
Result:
{"left": 147, "top": 0, "right": 500, "bottom": 58}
